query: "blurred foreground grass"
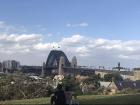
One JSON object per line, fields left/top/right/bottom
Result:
{"left": 0, "top": 94, "right": 140, "bottom": 104}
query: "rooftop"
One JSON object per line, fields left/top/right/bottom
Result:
{"left": 95, "top": 69, "right": 134, "bottom": 76}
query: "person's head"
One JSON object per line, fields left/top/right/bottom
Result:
{"left": 57, "top": 84, "right": 63, "bottom": 90}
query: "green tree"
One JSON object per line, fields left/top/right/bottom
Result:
{"left": 61, "top": 75, "right": 81, "bottom": 94}
{"left": 104, "top": 73, "right": 123, "bottom": 82}
{"left": 83, "top": 74, "right": 100, "bottom": 89}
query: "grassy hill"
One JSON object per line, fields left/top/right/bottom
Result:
{"left": 0, "top": 94, "right": 140, "bottom": 104}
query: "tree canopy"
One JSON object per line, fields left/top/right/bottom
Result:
{"left": 104, "top": 73, "right": 123, "bottom": 82}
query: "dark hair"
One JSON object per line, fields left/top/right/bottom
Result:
{"left": 57, "top": 84, "right": 63, "bottom": 90}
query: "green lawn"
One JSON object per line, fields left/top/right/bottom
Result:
{"left": 78, "top": 94, "right": 140, "bottom": 104}
{"left": 0, "top": 94, "right": 140, "bottom": 104}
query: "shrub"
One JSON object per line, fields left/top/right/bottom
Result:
{"left": 117, "top": 88, "right": 137, "bottom": 94}
{"left": 136, "top": 89, "right": 140, "bottom": 93}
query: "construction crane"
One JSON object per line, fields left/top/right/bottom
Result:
{"left": 112, "top": 62, "right": 127, "bottom": 71}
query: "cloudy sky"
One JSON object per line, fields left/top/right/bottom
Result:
{"left": 0, "top": 0, "right": 140, "bottom": 68}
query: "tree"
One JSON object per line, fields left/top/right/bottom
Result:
{"left": 61, "top": 75, "right": 81, "bottom": 94}
{"left": 83, "top": 74, "right": 100, "bottom": 89}
{"left": 104, "top": 73, "right": 123, "bottom": 82}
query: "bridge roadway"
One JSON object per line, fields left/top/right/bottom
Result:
{"left": 46, "top": 66, "right": 95, "bottom": 76}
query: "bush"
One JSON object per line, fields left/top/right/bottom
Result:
{"left": 104, "top": 73, "right": 123, "bottom": 82}
{"left": 104, "top": 88, "right": 111, "bottom": 95}
{"left": 0, "top": 75, "right": 54, "bottom": 100}
{"left": 136, "top": 89, "right": 140, "bottom": 93}
{"left": 91, "top": 91, "right": 99, "bottom": 95}
{"left": 97, "top": 87, "right": 104, "bottom": 95}
{"left": 117, "top": 88, "right": 137, "bottom": 94}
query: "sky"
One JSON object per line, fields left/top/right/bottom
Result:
{"left": 0, "top": 0, "right": 140, "bottom": 69}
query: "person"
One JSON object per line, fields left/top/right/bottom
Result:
{"left": 50, "top": 93, "right": 56, "bottom": 105}
{"left": 65, "top": 86, "right": 73, "bottom": 105}
{"left": 53, "top": 84, "right": 66, "bottom": 105}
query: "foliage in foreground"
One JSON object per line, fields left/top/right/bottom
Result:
{"left": 0, "top": 74, "right": 54, "bottom": 101}
{"left": 61, "top": 75, "right": 82, "bottom": 95}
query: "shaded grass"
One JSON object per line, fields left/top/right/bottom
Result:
{"left": 0, "top": 97, "right": 50, "bottom": 105}
{"left": 0, "top": 94, "right": 140, "bottom": 104}
{"left": 78, "top": 94, "right": 140, "bottom": 104}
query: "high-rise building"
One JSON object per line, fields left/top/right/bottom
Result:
{"left": 0, "top": 62, "right": 3, "bottom": 72}
{"left": 41, "top": 62, "right": 46, "bottom": 77}
{"left": 2, "top": 60, "right": 20, "bottom": 72}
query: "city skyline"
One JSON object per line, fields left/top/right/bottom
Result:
{"left": 0, "top": 0, "right": 140, "bottom": 68}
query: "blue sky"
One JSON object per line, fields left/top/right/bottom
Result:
{"left": 1, "top": 0, "right": 140, "bottom": 68}
{"left": 0, "top": 0, "right": 140, "bottom": 40}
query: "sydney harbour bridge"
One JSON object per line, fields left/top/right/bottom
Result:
{"left": 43, "top": 50, "right": 95, "bottom": 76}
{"left": 21, "top": 49, "right": 128, "bottom": 76}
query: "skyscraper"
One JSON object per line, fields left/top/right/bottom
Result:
{"left": 2, "top": 60, "right": 20, "bottom": 73}
{"left": 0, "top": 62, "right": 3, "bottom": 72}
{"left": 41, "top": 62, "right": 46, "bottom": 77}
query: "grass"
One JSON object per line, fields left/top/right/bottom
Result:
{"left": 0, "top": 94, "right": 140, "bottom": 104}
{"left": 78, "top": 94, "right": 140, "bottom": 104}
{"left": 0, "top": 97, "right": 50, "bottom": 105}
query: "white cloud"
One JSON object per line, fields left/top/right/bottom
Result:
{"left": 118, "top": 54, "right": 140, "bottom": 60}
{"left": 118, "top": 55, "right": 132, "bottom": 59}
{"left": 76, "top": 46, "right": 90, "bottom": 57}
{"left": 79, "top": 22, "right": 88, "bottom": 27}
{"left": 1, "top": 32, "right": 140, "bottom": 67}
{"left": 33, "top": 42, "right": 58, "bottom": 51}
{"left": 60, "top": 34, "right": 84, "bottom": 46}
{"left": 0, "top": 34, "right": 43, "bottom": 54}
{"left": 66, "top": 22, "right": 88, "bottom": 27}
{"left": 58, "top": 35, "right": 140, "bottom": 67}
{"left": 0, "top": 34, "right": 42, "bottom": 44}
